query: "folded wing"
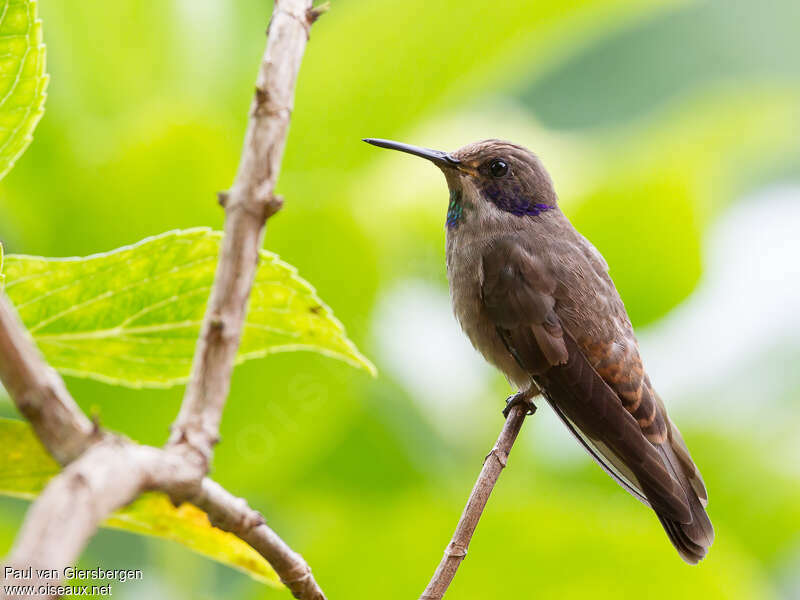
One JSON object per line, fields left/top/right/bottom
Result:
{"left": 480, "top": 237, "right": 713, "bottom": 561}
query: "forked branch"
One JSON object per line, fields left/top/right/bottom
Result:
{"left": 0, "top": 1, "right": 327, "bottom": 598}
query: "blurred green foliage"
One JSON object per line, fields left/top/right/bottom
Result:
{"left": 1, "top": 0, "right": 799, "bottom": 599}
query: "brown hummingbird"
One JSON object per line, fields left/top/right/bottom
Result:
{"left": 364, "top": 137, "right": 714, "bottom": 563}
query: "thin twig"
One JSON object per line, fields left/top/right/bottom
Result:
{"left": 0, "top": 296, "right": 96, "bottom": 464}
{"left": 194, "top": 480, "right": 325, "bottom": 600}
{"left": 169, "top": 0, "right": 316, "bottom": 468}
{"left": 419, "top": 402, "right": 534, "bottom": 600}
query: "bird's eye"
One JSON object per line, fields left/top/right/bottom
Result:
{"left": 489, "top": 159, "right": 508, "bottom": 178}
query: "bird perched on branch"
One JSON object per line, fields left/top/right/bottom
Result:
{"left": 363, "top": 137, "right": 714, "bottom": 564}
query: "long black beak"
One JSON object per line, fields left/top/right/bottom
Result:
{"left": 363, "top": 138, "right": 460, "bottom": 167}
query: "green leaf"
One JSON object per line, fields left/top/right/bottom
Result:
{"left": 106, "top": 494, "right": 281, "bottom": 586}
{"left": 0, "top": 417, "right": 281, "bottom": 585}
{"left": 1, "top": 229, "right": 375, "bottom": 387}
{"left": 0, "top": 417, "right": 58, "bottom": 496}
{"left": 0, "top": 0, "right": 47, "bottom": 181}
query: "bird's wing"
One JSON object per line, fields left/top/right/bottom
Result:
{"left": 481, "top": 239, "right": 568, "bottom": 372}
{"left": 480, "top": 238, "right": 691, "bottom": 523}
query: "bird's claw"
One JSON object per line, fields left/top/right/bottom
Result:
{"left": 503, "top": 391, "right": 537, "bottom": 418}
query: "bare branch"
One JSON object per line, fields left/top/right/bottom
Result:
{"left": 419, "top": 402, "right": 534, "bottom": 600}
{"left": 0, "top": 296, "right": 95, "bottom": 464}
{"left": 1, "top": 425, "right": 326, "bottom": 599}
{"left": 194, "top": 480, "right": 325, "bottom": 600}
{"left": 3, "top": 438, "right": 200, "bottom": 593}
{"left": 170, "top": 0, "right": 317, "bottom": 467}
{"left": 1, "top": 2, "right": 329, "bottom": 597}
{"left": 3, "top": 436, "right": 327, "bottom": 600}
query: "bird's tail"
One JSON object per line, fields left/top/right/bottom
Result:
{"left": 654, "top": 417, "right": 714, "bottom": 564}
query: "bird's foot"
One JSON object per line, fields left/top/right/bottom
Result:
{"left": 503, "top": 390, "right": 537, "bottom": 418}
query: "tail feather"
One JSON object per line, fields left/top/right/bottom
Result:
{"left": 655, "top": 438, "right": 714, "bottom": 564}
{"left": 658, "top": 514, "right": 707, "bottom": 565}
{"left": 513, "top": 331, "right": 714, "bottom": 563}
{"left": 656, "top": 393, "right": 709, "bottom": 506}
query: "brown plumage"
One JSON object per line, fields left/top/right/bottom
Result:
{"left": 364, "top": 137, "right": 714, "bottom": 563}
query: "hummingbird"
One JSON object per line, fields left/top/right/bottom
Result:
{"left": 363, "top": 137, "right": 714, "bottom": 564}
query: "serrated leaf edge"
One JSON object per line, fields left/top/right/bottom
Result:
{"left": 6, "top": 228, "right": 377, "bottom": 386}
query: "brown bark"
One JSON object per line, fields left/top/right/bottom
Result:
{"left": 419, "top": 402, "right": 533, "bottom": 600}
{"left": 170, "top": 0, "right": 318, "bottom": 469}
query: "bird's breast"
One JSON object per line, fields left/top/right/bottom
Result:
{"left": 446, "top": 238, "right": 531, "bottom": 388}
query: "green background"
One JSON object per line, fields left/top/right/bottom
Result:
{"left": 2, "top": 0, "right": 800, "bottom": 598}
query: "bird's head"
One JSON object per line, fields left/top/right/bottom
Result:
{"left": 363, "top": 138, "right": 558, "bottom": 229}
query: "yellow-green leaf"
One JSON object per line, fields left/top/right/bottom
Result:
{"left": 1, "top": 229, "right": 376, "bottom": 387}
{"left": 0, "top": 417, "right": 281, "bottom": 586}
{"left": 0, "top": 0, "right": 47, "bottom": 180}
{"left": 106, "top": 494, "right": 280, "bottom": 585}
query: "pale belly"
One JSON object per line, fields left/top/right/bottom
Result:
{"left": 446, "top": 243, "right": 532, "bottom": 389}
